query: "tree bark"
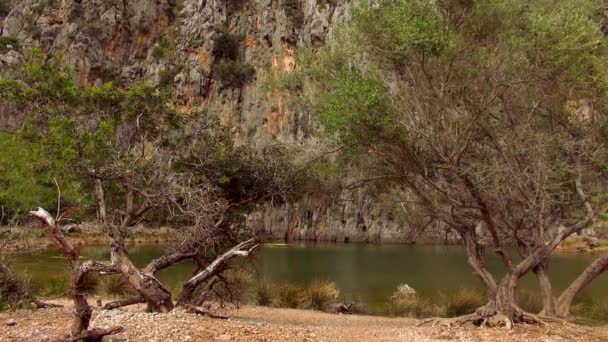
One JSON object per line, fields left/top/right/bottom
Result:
{"left": 103, "top": 296, "right": 145, "bottom": 310}
{"left": 107, "top": 230, "right": 174, "bottom": 312}
{"left": 29, "top": 208, "right": 121, "bottom": 340}
{"left": 535, "top": 261, "right": 556, "bottom": 316}
{"left": 555, "top": 253, "right": 608, "bottom": 317}
{"left": 93, "top": 177, "right": 106, "bottom": 224}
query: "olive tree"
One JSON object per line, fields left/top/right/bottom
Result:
{"left": 296, "top": 0, "right": 608, "bottom": 325}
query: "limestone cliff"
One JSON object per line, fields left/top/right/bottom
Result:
{"left": 0, "top": 0, "right": 456, "bottom": 243}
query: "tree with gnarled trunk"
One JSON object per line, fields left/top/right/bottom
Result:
{"left": 29, "top": 208, "right": 123, "bottom": 341}
{"left": 294, "top": 0, "right": 608, "bottom": 325}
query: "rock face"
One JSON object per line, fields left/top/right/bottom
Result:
{"left": 1, "top": 0, "right": 349, "bottom": 144}
{"left": 0, "top": 0, "right": 455, "bottom": 243}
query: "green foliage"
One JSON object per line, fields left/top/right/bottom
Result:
{"left": 352, "top": 0, "right": 454, "bottom": 63}
{"left": 275, "top": 283, "right": 301, "bottom": 308}
{"left": 0, "top": 132, "right": 55, "bottom": 221}
{"left": 0, "top": 36, "right": 18, "bottom": 53}
{"left": 0, "top": 51, "right": 177, "bottom": 219}
{"left": 151, "top": 36, "right": 174, "bottom": 61}
{"left": 212, "top": 30, "right": 243, "bottom": 61}
{"left": 519, "top": 0, "right": 608, "bottom": 85}
{"left": 214, "top": 61, "right": 255, "bottom": 88}
{"left": 297, "top": 280, "right": 339, "bottom": 311}
{"left": 0, "top": 0, "right": 11, "bottom": 16}
{"left": 294, "top": 0, "right": 608, "bottom": 254}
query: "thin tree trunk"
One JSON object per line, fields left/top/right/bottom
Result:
{"left": 556, "top": 253, "right": 608, "bottom": 317}
{"left": 93, "top": 177, "right": 106, "bottom": 224}
{"left": 461, "top": 232, "right": 498, "bottom": 300}
{"left": 535, "top": 261, "right": 556, "bottom": 316}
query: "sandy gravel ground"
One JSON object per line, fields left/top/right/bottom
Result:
{"left": 1, "top": 301, "right": 607, "bottom": 342}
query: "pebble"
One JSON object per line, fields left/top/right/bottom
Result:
{"left": 218, "top": 334, "right": 231, "bottom": 341}
{"left": 5, "top": 319, "right": 16, "bottom": 326}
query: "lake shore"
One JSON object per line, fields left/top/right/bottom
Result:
{"left": 1, "top": 300, "right": 606, "bottom": 341}
{"left": 3, "top": 225, "right": 607, "bottom": 254}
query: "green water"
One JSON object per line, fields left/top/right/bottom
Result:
{"left": 8, "top": 243, "right": 608, "bottom": 310}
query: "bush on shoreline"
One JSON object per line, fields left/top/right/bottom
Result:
{"left": 275, "top": 283, "right": 301, "bottom": 308}
{"left": 0, "top": 261, "right": 33, "bottom": 311}
{"left": 297, "top": 280, "right": 340, "bottom": 312}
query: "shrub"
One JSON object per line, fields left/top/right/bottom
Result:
{"left": 212, "top": 30, "right": 243, "bottom": 61}
{"left": 0, "top": 36, "right": 19, "bottom": 54}
{"left": 387, "top": 284, "right": 440, "bottom": 318}
{"left": 151, "top": 45, "right": 165, "bottom": 60}
{"left": 297, "top": 280, "right": 339, "bottom": 312}
{"left": 42, "top": 277, "right": 69, "bottom": 297}
{"left": 0, "top": 0, "right": 12, "bottom": 17}
{"left": 151, "top": 37, "right": 173, "bottom": 61}
{"left": 275, "top": 283, "right": 301, "bottom": 308}
{"left": 255, "top": 280, "right": 273, "bottom": 306}
{"left": 100, "top": 275, "right": 137, "bottom": 298}
{"left": 0, "top": 262, "right": 32, "bottom": 311}
{"left": 80, "top": 273, "right": 100, "bottom": 295}
{"left": 439, "top": 288, "right": 485, "bottom": 317}
{"left": 214, "top": 61, "right": 255, "bottom": 88}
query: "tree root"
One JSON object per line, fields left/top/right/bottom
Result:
{"left": 417, "top": 310, "right": 559, "bottom": 329}
{"left": 417, "top": 314, "right": 483, "bottom": 327}
{"left": 31, "top": 298, "right": 64, "bottom": 309}
{"left": 184, "top": 304, "right": 230, "bottom": 319}
{"left": 102, "top": 296, "right": 145, "bottom": 310}
{"left": 66, "top": 326, "right": 123, "bottom": 342}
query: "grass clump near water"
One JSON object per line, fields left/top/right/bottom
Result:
{"left": 387, "top": 284, "right": 440, "bottom": 318}
{"left": 297, "top": 280, "right": 340, "bottom": 312}
{"left": 0, "top": 261, "right": 33, "bottom": 311}
{"left": 573, "top": 297, "right": 608, "bottom": 324}
{"left": 100, "top": 275, "right": 137, "bottom": 298}
{"left": 439, "top": 288, "right": 485, "bottom": 317}
{"left": 275, "top": 283, "right": 301, "bottom": 308}
{"left": 255, "top": 279, "right": 274, "bottom": 306}
{"left": 516, "top": 288, "right": 543, "bottom": 314}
